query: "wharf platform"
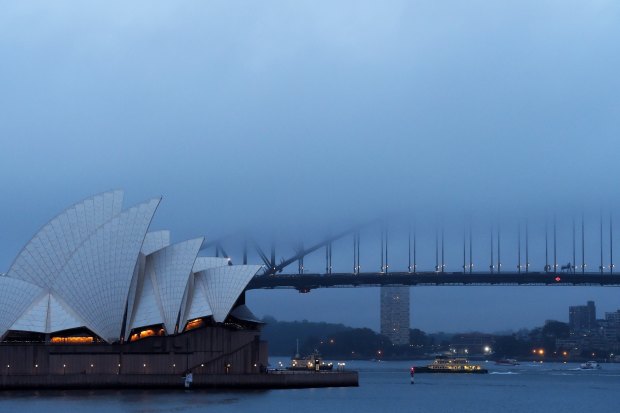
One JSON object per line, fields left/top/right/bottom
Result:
{"left": 0, "top": 371, "right": 359, "bottom": 390}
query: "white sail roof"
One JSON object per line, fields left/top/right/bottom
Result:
{"left": 124, "top": 253, "right": 145, "bottom": 339}
{"left": 150, "top": 238, "right": 203, "bottom": 334}
{"left": 8, "top": 291, "right": 48, "bottom": 333}
{"left": 47, "top": 294, "right": 85, "bottom": 333}
{"left": 53, "top": 198, "right": 161, "bottom": 343}
{"left": 0, "top": 276, "right": 45, "bottom": 338}
{"left": 129, "top": 238, "right": 203, "bottom": 334}
{"left": 7, "top": 190, "right": 124, "bottom": 289}
{"left": 196, "top": 265, "right": 262, "bottom": 323}
{"left": 181, "top": 256, "right": 231, "bottom": 327}
{"left": 184, "top": 272, "right": 213, "bottom": 322}
{"left": 193, "top": 257, "right": 230, "bottom": 272}
{"left": 11, "top": 292, "right": 87, "bottom": 334}
{"left": 230, "top": 304, "right": 263, "bottom": 324}
{"left": 141, "top": 230, "right": 171, "bottom": 255}
{"left": 128, "top": 265, "right": 164, "bottom": 331}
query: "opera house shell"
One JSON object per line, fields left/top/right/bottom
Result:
{"left": 0, "top": 191, "right": 268, "bottom": 386}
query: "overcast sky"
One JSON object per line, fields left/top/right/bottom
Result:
{"left": 1, "top": 1, "right": 620, "bottom": 333}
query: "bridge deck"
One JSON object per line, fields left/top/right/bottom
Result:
{"left": 247, "top": 272, "right": 620, "bottom": 290}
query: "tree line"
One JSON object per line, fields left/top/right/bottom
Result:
{"left": 261, "top": 316, "right": 582, "bottom": 360}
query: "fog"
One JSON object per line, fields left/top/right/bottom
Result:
{"left": 1, "top": 1, "right": 619, "bottom": 332}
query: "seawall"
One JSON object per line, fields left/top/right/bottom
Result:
{"left": 0, "top": 371, "right": 359, "bottom": 390}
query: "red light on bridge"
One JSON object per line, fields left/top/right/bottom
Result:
{"left": 555, "top": 276, "right": 561, "bottom": 282}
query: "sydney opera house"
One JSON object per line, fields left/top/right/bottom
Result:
{"left": 0, "top": 191, "right": 269, "bottom": 387}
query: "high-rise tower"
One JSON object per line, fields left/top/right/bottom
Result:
{"left": 380, "top": 286, "right": 410, "bottom": 346}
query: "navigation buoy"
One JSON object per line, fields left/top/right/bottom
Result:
{"left": 410, "top": 366, "right": 415, "bottom": 384}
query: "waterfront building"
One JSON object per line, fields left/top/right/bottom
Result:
{"left": 0, "top": 191, "right": 268, "bottom": 383}
{"left": 380, "top": 286, "right": 410, "bottom": 346}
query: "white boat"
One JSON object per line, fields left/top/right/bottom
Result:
{"left": 414, "top": 356, "right": 488, "bottom": 374}
{"left": 580, "top": 361, "right": 601, "bottom": 370}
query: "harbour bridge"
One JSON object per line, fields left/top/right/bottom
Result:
{"left": 202, "top": 218, "right": 620, "bottom": 289}
{"left": 203, "top": 217, "right": 620, "bottom": 345}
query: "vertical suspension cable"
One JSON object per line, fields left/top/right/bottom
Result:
{"left": 518, "top": 221, "right": 521, "bottom": 274}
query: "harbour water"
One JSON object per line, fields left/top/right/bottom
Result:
{"left": 1, "top": 359, "right": 619, "bottom": 413}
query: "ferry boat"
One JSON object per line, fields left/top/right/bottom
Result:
{"left": 580, "top": 361, "right": 601, "bottom": 370}
{"left": 414, "top": 356, "right": 488, "bottom": 374}
{"left": 289, "top": 351, "right": 334, "bottom": 371}
{"left": 288, "top": 341, "right": 333, "bottom": 371}
{"left": 495, "top": 358, "right": 520, "bottom": 366}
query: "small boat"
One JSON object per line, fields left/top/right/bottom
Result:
{"left": 580, "top": 361, "right": 601, "bottom": 370}
{"left": 495, "top": 358, "right": 519, "bottom": 366}
{"left": 414, "top": 355, "right": 488, "bottom": 374}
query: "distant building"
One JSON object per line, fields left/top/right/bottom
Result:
{"left": 560, "top": 303, "right": 620, "bottom": 356}
{"left": 602, "top": 310, "right": 620, "bottom": 343}
{"left": 555, "top": 338, "right": 580, "bottom": 353}
{"left": 605, "top": 310, "right": 620, "bottom": 325}
{"left": 380, "top": 286, "right": 410, "bottom": 346}
{"left": 569, "top": 301, "right": 597, "bottom": 332}
{"left": 451, "top": 333, "right": 494, "bottom": 355}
